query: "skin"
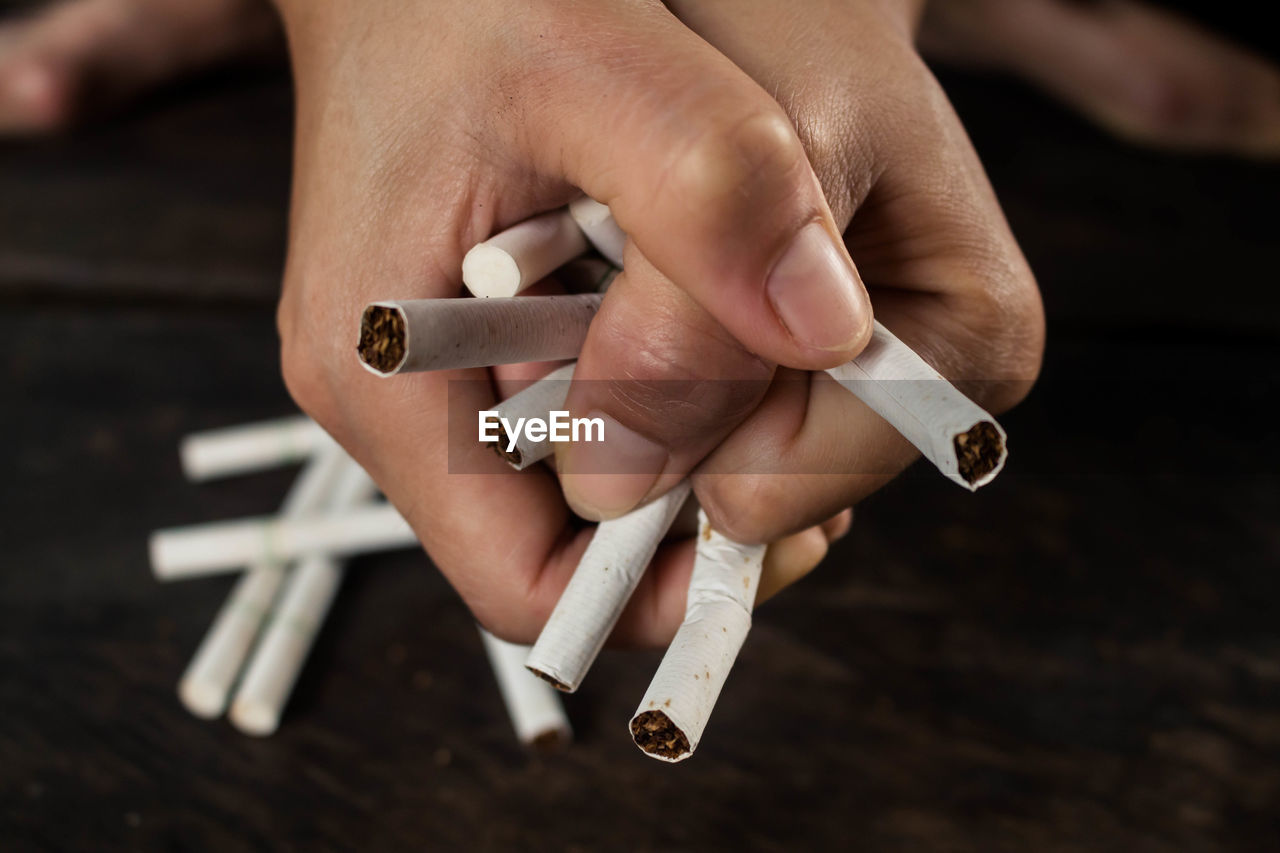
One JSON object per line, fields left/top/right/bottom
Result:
{"left": 271, "top": 0, "right": 1042, "bottom": 645}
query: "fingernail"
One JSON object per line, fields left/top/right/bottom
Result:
{"left": 766, "top": 222, "right": 868, "bottom": 352}
{"left": 559, "top": 412, "right": 666, "bottom": 520}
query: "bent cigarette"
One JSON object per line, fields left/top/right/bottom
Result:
{"left": 487, "top": 362, "right": 576, "bottom": 469}
{"left": 356, "top": 294, "right": 602, "bottom": 376}
{"left": 462, "top": 210, "right": 588, "bottom": 298}
{"left": 150, "top": 503, "right": 416, "bottom": 580}
{"left": 825, "top": 321, "right": 1007, "bottom": 489}
{"left": 180, "top": 416, "right": 331, "bottom": 482}
{"left": 177, "top": 443, "right": 349, "bottom": 719}
{"left": 526, "top": 481, "right": 692, "bottom": 692}
{"left": 568, "top": 196, "right": 627, "bottom": 267}
{"left": 478, "top": 627, "right": 572, "bottom": 750}
{"left": 630, "top": 512, "right": 765, "bottom": 762}
{"left": 228, "top": 460, "right": 378, "bottom": 736}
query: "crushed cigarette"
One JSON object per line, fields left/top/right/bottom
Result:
{"left": 462, "top": 210, "right": 589, "bottom": 298}
{"left": 478, "top": 627, "right": 573, "bottom": 750}
{"left": 629, "top": 511, "right": 765, "bottom": 762}
{"left": 487, "top": 362, "right": 576, "bottom": 469}
{"left": 356, "top": 294, "right": 602, "bottom": 376}
{"left": 568, "top": 196, "right": 627, "bottom": 267}
{"left": 526, "top": 481, "right": 692, "bottom": 692}
{"left": 825, "top": 321, "right": 1007, "bottom": 489}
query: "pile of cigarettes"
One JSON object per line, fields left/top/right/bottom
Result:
{"left": 151, "top": 419, "right": 571, "bottom": 748}
{"left": 153, "top": 198, "right": 1007, "bottom": 762}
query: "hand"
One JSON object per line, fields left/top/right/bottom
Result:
{"left": 274, "top": 0, "right": 877, "bottom": 644}
{"left": 555, "top": 0, "right": 1044, "bottom": 599}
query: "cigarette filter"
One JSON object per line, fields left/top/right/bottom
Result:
{"left": 567, "top": 197, "right": 626, "bottom": 267}
{"left": 179, "top": 416, "right": 331, "bottom": 482}
{"left": 177, "top": 443, "right": 349, "bottom": 718}
{"left": 526, "top": 481, "right": 692, "bottom": 692}
{"left": 489, "top": 362, "right": 576, "bottom": 469}
{"left": 150, "top": 503, "right": 415, "bottom": 580}
{"left": 630, "top": 512, "right": 764, "bottom": 762}
{"left": 478, "top": 627, "right": 573, "bottom": 750}
{"left": 462, "top": 210, "right": 588, "bottom": 298}
{"left": 826, "top": 321, "right": 1008, "bottom": 489}
{"left": 228, "top": 460, "right": 378, "bottom": 736}
{"left": 356, "top": 294, "right": 602, "bottom": 376}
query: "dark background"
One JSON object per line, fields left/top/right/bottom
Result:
{"left": 2, "top": 2, "right": 1278, "bottom": 850}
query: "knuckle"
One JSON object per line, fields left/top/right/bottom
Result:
{"left": 668, "top": 109, "right": 808, "bottom": 216}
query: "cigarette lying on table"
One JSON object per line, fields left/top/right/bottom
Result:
{"left": 230, "top": 459, "right": 378, "bottom": 736}
{"left": 179, "top": 416, "right": 332, "bottom": 482}
{"left": 568, "top": 196, "right": 627, "bottom": 267}
{"left": 630, "top": 512, "right": 764, "bottom": 762}
{"left": 149, "top": 502, "right": 416, "bottom": 580}
{"left": 825, "top": 321, "right": 1007, "bottom": 489}
{"left": 526, "top": 481, "right": 692, "bottom": 692}
{"left": 478, "top": 627, "right": 573, "bottom": 750}
{"left": 462, "top": 210, "right": 589, "bottom": 298}
{"left": 177, "top": 443, "right": 349, "bottom": 718}
{"left": 487, "top": 362, "right": 576, "bottom": 469}
{"left": 356, "top": 294, "right": 601, "bottom": 376}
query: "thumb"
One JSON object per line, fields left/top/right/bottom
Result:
{"left": 519, "top": 4, "right": 872, "bottom": 369}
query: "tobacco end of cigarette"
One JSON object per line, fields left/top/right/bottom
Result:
{"left": 493, "top": 423, "right": 523, "bottom": 467}
{"left": 530, "top": 728, "right": 570, "bottom": 753}
{"left": 630, "top": 710, "right": 691, "bottom": 760}
{"left": 525, "top": 665, "right": 572, "bottom": 692}
{"left": 357, "top": 305, "right": 407, "bottom": 375}
{"left": 954, "top": 421, "right": 1004, "bottom": 486}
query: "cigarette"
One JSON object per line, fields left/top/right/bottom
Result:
{"left": 526, "top": 481, "right": 692, "bottom": 692}
{"left": 825, "top": 321, "right": 1008, "bottom": 489}
{"left": 462, "top": 210, "right": 588, "bottom": 298}
{"left": 487, "top": 362, "right": 576, "bottom": 469}
{"left": 567, "top": 196, "right": 627, "bottom": 267}
{"left": 356, "top": 294, "right": 602, "bottom": 376}
{"left": 177, "top": 443, "right": 350, "bottom": 718}
{"left": 179, "top": 416, "right": 332, "bottom": 482}
{"left": 478, "top": 627, "right": 573, "bottom": 750}
{"left": 630, "top": 511, "right": 765, "bottom": 762}
{"left": 149, "top": 503, "right": 416, "bottom": 580}
{"left": 228, "top": 460, "right": 378, "bottom": 736}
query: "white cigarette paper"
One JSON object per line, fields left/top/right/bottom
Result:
{"left": 630, "top": 511, "right": 765, "bottom": 762}
{"left": 526, "top": 481, "right": 692, "bottom": 692}
{"left": 177, "top": 444, "right": 349, "bottom": 718}
{"left": 568, "top": 196, "right": 627, "bottom": 267}
{"left": 488, "top": 362, "right": 576, "bottom": 469}
{"left": 229, "top": 461, "right": 378, "bottom": 736}
{"left": 149, "top": 503, "right": 416, "bottom": 580}
{"left": 478, "top": 627, "right": 573, "bottom": 749}
{"left": 179, "top": 416, "right": 332, "bottom": 482}
{"left": 356, "top": 294, "right": 602, "bottom": 376}
{"left": 825, "top": 321, "right": 1007, "bottom": 489}
{"left": 462, "top": 210, "right": 588, "bottom": 298}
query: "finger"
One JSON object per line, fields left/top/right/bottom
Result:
{"left": 554, "top": 250, "right": 773, "bottom": 520}
{"left": 517, "top": 2, "right": 873, "bottom": 369}
{"left": 756, "top": 525, "right": 832, "bottom": 605}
